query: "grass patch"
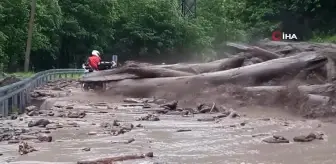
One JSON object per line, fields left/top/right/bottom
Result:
{"left": 2, "top": 72, "right": 83, "bottom": 80}
{"left": 56, "top": 73, "right": 83, "bottom": 80}
{"left": 310, "top": 33, "right": 336, "bottom": 43}
{"left": 8, "top": 72, "right": 35, "bottom": 78}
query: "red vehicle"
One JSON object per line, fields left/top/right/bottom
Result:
{"left": 81, "top": 50, "right": 117, "bottom": 91}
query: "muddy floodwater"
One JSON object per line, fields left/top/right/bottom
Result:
{"left": 1, "top": 84, "right": 336, "bottom": 164}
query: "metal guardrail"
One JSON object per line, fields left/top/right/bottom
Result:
{"left": 0, "top": 69, "right": 84, "bottom": 117}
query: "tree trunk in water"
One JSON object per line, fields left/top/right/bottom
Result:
{"left": 156, "top": 55, "right": 246, "bottom": 73}
{"left": 80, "top": 67, "right": 195, "bottom": 82}
{"left": 244, "top": 84, "right": 334, "bottom": 95}
{"left": 306, "top": 94, "right": 330, "bottom": 105}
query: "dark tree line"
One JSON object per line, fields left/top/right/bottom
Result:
{"left": 0, "top": 0, "right": 335, "bottom": 72}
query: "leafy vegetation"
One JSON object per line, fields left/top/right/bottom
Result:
{"left": 0, "top": 0, "right": 335, "bottom": 72}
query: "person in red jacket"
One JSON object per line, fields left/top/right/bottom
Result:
{"left": 88, "top": 50, "right": 101, "bottom": 71}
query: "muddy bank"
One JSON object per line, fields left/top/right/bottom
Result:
{"left": 102, "top": 82, "right": 336, "bottom": 119}
{"left": 1, "top": 80, "right": 336, "bottom": 164}
{"left": 0, "top": 76, "right": 21, "bottom": 87}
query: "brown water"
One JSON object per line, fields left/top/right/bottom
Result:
{"left": 1, "top": 88, "right": 336, "bottom": 164}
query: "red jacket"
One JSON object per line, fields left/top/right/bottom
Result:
{"left": 88, "top": 55, "right": 101, "bottom": 70}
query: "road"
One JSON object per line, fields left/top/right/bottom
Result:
{"left": 1, "top": 80, "right": 336, "bottom": 164}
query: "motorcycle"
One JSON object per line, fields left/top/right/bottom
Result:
{"left": 81, "top": 61, "right": 117, "bottom": 92}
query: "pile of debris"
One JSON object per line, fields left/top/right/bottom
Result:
{"left": 80, "top": 41, "right": 336, "bottom": 117}
{"left": 30, "top": 79, "right": 77, "bottom": 100}
{"left": 122, "top": 98, "right": 239, "bottom": 120}
{"left": 0, "top": 76, "right": 21, "bottom": 87}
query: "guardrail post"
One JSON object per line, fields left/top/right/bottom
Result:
{"left": 13, "top": 95, "right": 18, "bottom": 114}
{"left": 41, "top": 76, "right": 44, "bottom": 84}
{"left": 25, "top": 88, "right": 31, "bottom": 104}
{"left": 4, "top": 99, "right": 8, "bottom": 117}
{"left": 0, "top": 101, "right": 4, "bottom": 117}
{"left": 37, "top": 77, "right": 41, "bottom": 86}
{"left": 19, "top": 92, "right": 24, "bottom": 114}
{"left": 32, "top": 80, "right": 36, "bottom": 89}
{"left": 8, "top": 97, "right": 13, "bottom": 115}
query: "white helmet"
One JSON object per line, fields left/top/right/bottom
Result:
{"left": 92, "top": 50, "right": 100, "bottom": 57}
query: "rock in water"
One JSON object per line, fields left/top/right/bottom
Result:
{"left": 293, "top": 132, "right": 324, "bottom": 142}
{"left": 136, "top": 114, "right": 160, "bottom": 121}
{"left": 28, "top": 119, "right": 50, "bottom": 127}
{"left": 25, "top": 105, "right": 37, "bottom": 112}
{"left": 37, "top": 134, "right": 52, "bottom": 142}
{"left": 68, "top": 111, "right": 86, "bottom": 118}
{"left": 161, "top": 100, "right": 178, "bottom": 110}
{"left": 18, "top": 142, "right": 37, "bottom": 155}
{"left": 263, "top": 135, "right": 290, "bottom": 143}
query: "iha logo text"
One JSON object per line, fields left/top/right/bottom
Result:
{"left": 272, "top": 31, "right": 298, "bottom": 41}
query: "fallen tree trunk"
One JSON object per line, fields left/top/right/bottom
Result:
{"left": 108, "top": 52, "right": 327, "bottom": 90}
{"left": 248, "top": 46, "right": 281, "bottom": 60}
{"left": 298, "top": 83, "right": 335, "bottom": 94}
{"left": 226, "top": 42, "right": 251, "bottom": 51}
{"left": 226, "top": 42, "right": 280, "bottom": 60}
{"left": 243, "top": 86, "right": 332, "bottom": 105}
{"left": 306, "top": 94, "right": 330, "bottom": 105}
{"left": 194, "top": 51, "right": 327, "bottom": 84}
{"left": 149, "top": 55, "right": 246, "bottom": 74}
{"left": 117, "top": 66, "right": 195, "bottom": 78}
{"left": 244, "top": 86, "right": 286, "bottom": 92}
{"left": 244, "top": 84, "right": 335, "bottom": 94}
{"left": 81, "top": 73, "right": 140, "bottom": 82}
{"left": 80, "top": 66, "right": 195, "bottom": 82}
{"left": 325, "top": 57, "right": 336, "bottom": 82}
{"left": 77, "top": 152, "right": 153, "bottom": 164}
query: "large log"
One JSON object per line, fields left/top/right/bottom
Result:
{"left": 298, "top": 83, "right": 335, "bottom": 94}
{"left": 249, "top": 46, "right": 281, "bottom": 60}
{"left": 244, "top": 86, "right": 286, "bottom": 92}
{"left": 108, "top": 52, "right": 327, "bottom": 90}
{"left": 81, "top": 73, "right": 139, "bottom": 82}
{"left": 194, "top": 51, "right": 326, "bottom": 84}
{"left": 118, "top": 66, "right": 195, "bottom": 78}
{"left": 146, "top": 55, "right": 246, "bottom": 74}
{"left": 243, "top": 86, "right": 332, "bottom": 105}
{"left": 226, "top": 42, "right": 251, "bottom": 51}
{"left": 244, "top": 84, "right": 335, "bottom": 94}
{"left": 77, "top": 152, "right": 153, "bottom": 164}
{"left": 226, "top": 42, "right": 280, "bottom": 60}
{"left": 257, "top": 41, "right": 336, "bottom": 53}
{"left": 80, "top": 67, "right": 195, "bottom": 82}
{"left": 325, "top": 57, "right": 336, "bottom": 82}
{"left": 306, "top": 94, "right": 330, "bottom": 105}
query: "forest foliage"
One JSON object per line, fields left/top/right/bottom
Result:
{"left": 0, "top": 0, "right": 335, "bottom": 72}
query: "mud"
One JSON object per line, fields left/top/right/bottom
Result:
{"left": 0, "top": 76, "right": 21, "bottom": 87}
{"left": 1, "top": 80, "right": 336, "bottom": 164}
